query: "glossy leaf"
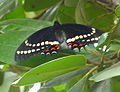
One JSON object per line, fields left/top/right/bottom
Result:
{"left": 57, "top": 5, "right": 76, "bottom": 23}
{"left": 112, "top": 77, "right": 120, "bottom": 92}
{"left": 90, "top": 62, "right": 120, "bottom": 82}
{"left": 42, "top": 67, "right": 92, "bottom": 87}
{"left": 38, "top": 88, "right": 56, "bottom": 92}
{"left": 115, "top": 6, "right": 120, "bottom": 16}
{"left": 24, "top": 0, "right": 60, "bottom": 11}
{"left": 68, "top": 76, "right": 87, "bottom": 92}
{"left": 0, "top": 0, "right": 18, "bottom": 18}
{"left": 83, "top": 1, "right": 114, "bottom": 31}
{"left": 1, "top": 0, "right": 25, "bottom": 19}
{"left": 13, "top": 55, "right": 86, "bottom": 86}
{"left": 75, "top": 0, "right": 88, "bottom": 24}
{"left": 109, "top": 44, "right": 120, "bottom": 51}
{"left": 64, "top": 0, "right": 79, "bottom": 7}
{"left": 40, "top": 1, "right": 61, "bottom": 21}
{"left": 89, "top": 79, "right": 112, "bottom": 92}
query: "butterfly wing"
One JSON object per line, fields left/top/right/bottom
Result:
{"left": 61, "top": 24, "right": 103, "bottom": 50}
{"left": 15, "top": 27, "right": 61, "bottom": 61}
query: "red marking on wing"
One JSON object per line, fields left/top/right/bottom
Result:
{"left": 44, "top": 49, "right": 49, "bottom": 52}
{"left": 67, "top": 42, "right": 72, "bottom": 45}
{"left": 79, "top": 44, "right": 84, "bottom": 46}
{"left": 55, "top": 45, "right": 60, "bottom": 47}
{"left": 72, "top": 44, "right": 78, "bottom": 47}
{"left": 51, "top": 48, "right": 56, "bottom": 50}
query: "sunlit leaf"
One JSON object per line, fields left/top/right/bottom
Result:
{"left": 13, "top": 55, "right": 86, "bottom": 86}
{"left": 90, "top": 62, "right": 120, "bottom": 82}
{"left": 115, "top": 6, "right": 120, "bottom": 16}
{"left": 42, "top": 67, "right": 91, "bottom": 87}
{"left": 0, "top": 0, "right": 18, "bottom": 18}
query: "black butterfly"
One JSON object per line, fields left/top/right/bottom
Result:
{"left": 15, "top": 21, "right": 103, "bottom": 61}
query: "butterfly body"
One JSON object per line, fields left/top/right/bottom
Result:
{"left": 15, "top": 21, "right": 103, "bottom": 61}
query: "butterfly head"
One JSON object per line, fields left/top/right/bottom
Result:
{"left": 54, "top": 21, "right": 61, "bottom": 28}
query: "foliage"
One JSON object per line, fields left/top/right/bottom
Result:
{"left": 0, "top": 0, "right": 120, "bottom": 92}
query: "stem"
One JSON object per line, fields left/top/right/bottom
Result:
{"left": 84, "top": 66, "right": 98, "bottom": 77}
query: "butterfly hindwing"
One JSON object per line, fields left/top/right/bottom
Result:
{"left": 15, "top": 27, "right": 61, "bottom": 61}
{"left": 61, "top": 24, "right": 103, "bottom": 50}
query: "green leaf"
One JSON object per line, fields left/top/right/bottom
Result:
{"left": 89, "top": 79, "right": 112, "bottom": 92}
{"left": 24, "top": 0, "right": 60, "bottom": 11}
{"left": 57, "top": 5, "right": 76, "bottom": 23}
{"left": 0, "top": 0, "right": 18, "bottom": 18}
{"left": 54, "top": 84, "right": 65, "bottom": 91}
{"left": 0, "top": 19, "right": 52, "bottom": 64}
{"left": 97, "top": 32, "right": 108, "bottom": 47}
{"left": 40, "top": 1, "right": 61, "bottom": 21}
{"left": 89, "top": 62, "right": 120, "bottom": 82}
{"left": 68, "top": 76, "right": 87, "bottom": 92}
{"left": 112, "top": 77, "right": 120, "bottom": 92}
{"left": 75, "top": 0, "right": 88, "bottom": 24}
{"left": 0, "top": 72, "right": 4, "bottom": 85}
{"left": 0, "top": 72, "right": 18, "bottom": 92}
{"left": 65, "top": 75, "right": 82, "bottom": 90}
{"left": 42, "top": 67, "right": 92, "bottom": 87}
{"left": 9, "top": 85, "right": 20, "bottom": 92}
{"left": 13, "top": 55, "right": 86, "bottom": 86}
{"left": 38, "top": 88, "right": 56, "bottom": 92}
{"left": 109, "top": 44, "right": 120, "bottom": 51}
{"left": 64, "top": 0, "right": 79, "bottom": 7}
{"left": 82, "top": 1, "right": 114, "bottom": 31}
{"left": 1, "top": 0, "right": 25, "bottom": 19}
{"left": 115, "top": 6, "right": 120, "bottom": 16}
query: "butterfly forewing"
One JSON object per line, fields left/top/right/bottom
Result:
{"left": 15, "top": 27, "right": 61, "bottom": 61}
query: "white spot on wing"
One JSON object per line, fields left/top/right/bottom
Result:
{"left": 17, "top": 51, "right": 20, "bottom": 54}
{"left": 25, "top": 40, "right": 28, "bottom": 44}
{"left": 87, "top": 34, "right": 91, "bottom": 36}
{"left": 41, "top": 52, "right": 44, "bottom": 55}
{"left": 71, "top": 38, "right": 75, "bottom": 42}
{"left": 46, "top": 52, "right": 50, "bottom": 55}
{"left": 52, "top": 51, "right": 57, "bottom": 54}
{"left": 91, "top": 28, "right": 96, "bottom": 34}
{"left": 41, "top": 42, "right": 44, "bottom": 46}
{"left": 32, "top": 44, "right": 36, "bottom": 47}
{"left": 45, "top": 41, "right": 49, "bottom": 45}
{"left": 24, "top": 51, "right": 27, "bottom": 54}
{"left": 91, "top": 38, "right": 94, "bottom": 41}
{"left": 37, "top": 43, "right": 40, "bottom": 46}
{"left": 87, "top": 39, "right": 90, "bottom": 42}
{"left": 75, "top": 36, "right": 79, "bottom": 40}
{"left": 36, "top": 49, "right": 40, "bottom": 51}
{"left": 79, "top": 35, "right": 83, "bottom": 39}
{"left": 95, "top": 37, "right": 98, "bottom": 40}
{"left": 67, "top": 39, "right": 71, "bottom": 43}
{"left": 82, "top": 40, "right": 85, "bottom": 42}
{"left": 83, "top": 35, "right": 87, "bottom": 38}
{"left": 28, "top": 50, "right": 31, "bottom": 53}
{"left": 53, "top": 41, "right": 59, "bottom": 45}
{"left": 41, "top": 47, "right": 45, "bottom": 49}
{"left": 32, "top": 49, "right": 35, "bottom": 52}
{"left": 21, "top": 51, "right": 23, "bottom": 54}
{"left": 29, "top": 44, "right": 32, "bottom": 46}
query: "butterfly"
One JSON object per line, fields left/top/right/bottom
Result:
{"left": 15, "top": 21, "right": 104, "bottom": 61}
